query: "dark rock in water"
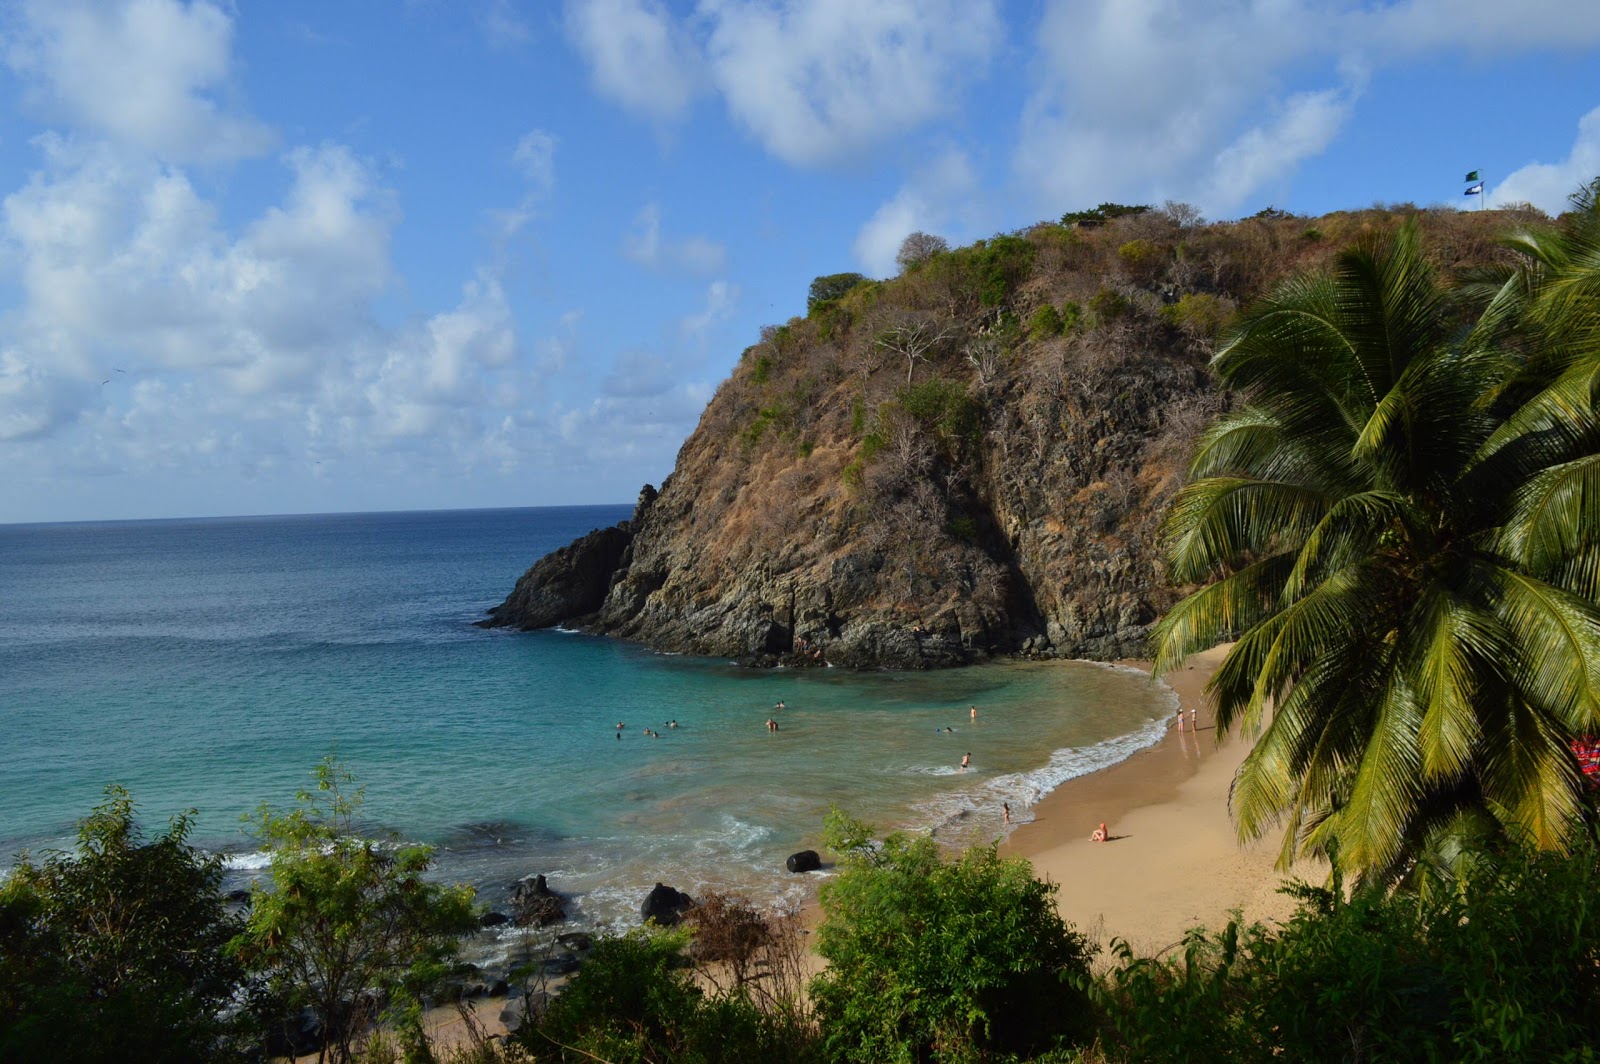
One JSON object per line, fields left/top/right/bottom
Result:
{"left": 480, "top": 910, "right": 510, "bottom": 928}
{"left": 509, "top": 873, "right": 566, "bottom": 927}
{"left": 786, "top": 849, "right": 821, "bottom": 873}
{"left": 488, "top": 978, "right": 509, "bottom": 998}
{"left": 224, "top": 889, "right": 252, "bottom": 906}
{"left": 641, "top": 881, "right": 694, "bottom": 926}
{"left": 478, "top": 522, "right": 635, "bottom": 630}
{"left": 555, "top": 931, "right": 594, "bottom": 953}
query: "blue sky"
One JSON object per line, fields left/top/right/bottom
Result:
{"left": 1, "top": 0, "right": 1598, "bottom": 524}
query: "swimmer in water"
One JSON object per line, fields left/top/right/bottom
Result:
{"left": 961, "top": 752, "right": 971, "bottom": 769}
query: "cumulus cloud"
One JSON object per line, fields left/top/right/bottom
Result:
{"left": 1492, "top": 105, "right": 1600, "bottom": 214}
{"left": 1015, "top": 0, "right": 1600, "bottom": 217}
{"left": 564, "top": 0, "right": 704, "bottom": 123}
{"left": 701, "top": 0, "right": 1003, "bottom": 165}
{"left": 852, "top": 149, "right": 977, "bottom": 277}
{"left": 4, "top": 0, "right": 274, "bottom": 163}
{"left": 623, "top": 202, "right": 729, "bottom": 275}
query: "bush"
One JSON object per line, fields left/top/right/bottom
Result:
{"left": 1089, "top": 841, "right": 1600, "bottom": 1062}
{"left": 811, "top": 808, "right": 1095, "bottom": 1063}
{"left": 896, "top": 377, "right": 983, "bottom": 458}
{"left": 1158, "top": 292, "right": 1232, "bottom": 343}
{"left": 1116, "top": 239, "right": 1168, "bottom": 283}
{"left": 1087, "top": 287, "right": 1130, "bottom": 326}
{"left": 1061, "top": 203, "right": 1151, "bottom": 227}
{"left": 0, "top": 787, "right": 248, "bottom": 1063}
{"left": 1028, "top": 304, "right": 1065, "bottom": 340}
{"left": 808, "top": 272, "right": 869, "bottom": 313}
{"left": 969, "top": 234, "right": 1036, "bottom": 307}
{"left": 235, "top": 757, "right": 478, "bottom": 1064}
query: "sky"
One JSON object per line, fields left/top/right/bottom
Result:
{"left": 0, "top": 1, "right": 1598, "bottom": 524}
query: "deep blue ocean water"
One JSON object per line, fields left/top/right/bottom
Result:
{"left": 0, "top": 506, "right": 1173, "bottom": 932}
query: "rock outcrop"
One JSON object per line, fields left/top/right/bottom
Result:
{"left": 481, "top": 207, "right": 1519, "bottom": 667}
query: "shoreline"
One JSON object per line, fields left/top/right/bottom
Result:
{"left": 1001, "top": 644, "right": 1310, "bottom": 957}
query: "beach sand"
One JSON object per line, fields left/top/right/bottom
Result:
{"left": 1002, "top": 644, "right": 1314, "bottom": 959}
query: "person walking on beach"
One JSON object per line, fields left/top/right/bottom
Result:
{"left": 1188, "top": 705, "right": 1197, "bottom": 731}
{"left": 1003, "top": 802, "right": 1011, "bottom": 825}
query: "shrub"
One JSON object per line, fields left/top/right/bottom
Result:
{"left": 1158, "top": 292, "right": 1232, "bottom": 343}
{"left": 969, "top": 234, "right": 1036, "bottom": 307}
{"left": 807, "top": 272, "right": 869, "bottom": 313}
{"left": 0, "top": 787, "right": 249, "bottom": 1063}
{"left": 811, "top": 808, "right": 1095, "bottom": 1063}
{"left": 1028, "top": 304, "right": 1065, "bottom": 340}
{"left": 896, "top": 231, "right": 950, "bottom": 273}
{"left": 1117, "top": 238, "right": 1168, "bottom": 283}
{"left": 235, "top": 757, "right": 477, "bottom": 1064}
{"left": 896, "top": 377, "right": 982, "bottom": 456}
{"left": 1087, "top": 287, "right": 1130, "bottom": 325}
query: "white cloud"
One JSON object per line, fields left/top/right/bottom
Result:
{"left": 701, "top": 0, "right": 1003, "bottom": 165}
{"left": 1015, "top": 0, "right": 1600, "bottom": 217}
{"left": 680, "top": 279, "right": 738, "bottom": 338}
{"left": 4, "top": 0, "right": 273, "bottom": 163}
{"left": 623, "top": 202, "right": 729, "bottom": 275}
{"left": 1491, "top": 105, "right": 1600, "bottom": 214}
{"left": 480, "top": 0, "right": 534, "bottom": 47}
{"left": 852, "top": 149, "right": 977, "bottom": 277}
{"left": 512, "top": 129, "right": 558, "bottom": 191}
{"left": 1204, "top": 88, "right": 1354, "bottom": 213}
{"left": 564, "top": 0, "right": 703, "bottom": 123}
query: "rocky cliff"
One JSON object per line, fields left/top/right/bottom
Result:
{"left": 482, "top": 205, "right": 1528, "bottom": 667}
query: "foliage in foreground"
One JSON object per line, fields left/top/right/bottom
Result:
{"left": 233, "top": 755, "right": 478, "bottom": 1064}
{"left": 0, "top": 787, "right": 247, "bottom": 1064}
{"left": 810, "top": 808, "right": 1095, "bottom": 1063}
{"left": 1089, "top": 837, "right": 1600, "bottom": 1063}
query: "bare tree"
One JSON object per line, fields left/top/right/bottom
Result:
{"left": 895, "top": 231, "right": 950, "bottom": 273}
{"left": 874, "top": 311, "right": 957, "bottom": 386}
{"left": 964, "top": 333, "right": 1005, "bottom": 387}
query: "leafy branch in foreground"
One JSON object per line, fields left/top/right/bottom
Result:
{"left": 232, "top": 754, "right": 477, "bottom": 1064}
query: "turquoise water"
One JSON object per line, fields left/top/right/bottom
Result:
{"left": 0, "top": 507, "right": 1174, "bottom": 929}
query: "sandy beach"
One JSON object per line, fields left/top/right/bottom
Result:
{"left": 1002, "top": 644, "right": 1312, "bottom": 958}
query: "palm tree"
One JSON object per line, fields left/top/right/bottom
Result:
{"left": 1151, "top": 215, "right": 1600, "bottom": 886}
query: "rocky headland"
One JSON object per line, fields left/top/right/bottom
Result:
{"left": 481, "top": 205, "right": 1526, "bottom": 667}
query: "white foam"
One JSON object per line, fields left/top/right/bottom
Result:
{"left": 222, "top": 850, "right": 273, "bottom": 871}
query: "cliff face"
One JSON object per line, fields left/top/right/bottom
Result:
{"left": 484, "top": 206, "right": 1528, "bottom": 667}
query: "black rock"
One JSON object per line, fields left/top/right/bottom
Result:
{"left": 641, "top": 882, "right": 694, "bottom": 926}
{"left": 479, "top": 524, "right": 634, "bottom": 629}
{"left": 509, "top": 874, "right": 567, "bottom": 927}
{"left": 785, "top": 849, "right": 821, "bottom": 873}
{"left": 480, "top": 910, "right": 510, "bottom": 928}
{"left": 543, "top": 951, "right": 582, "bottom": 976}
{"left": 488, "top": 978, "right": 510, "bottom": 997}
{"left": 555, "top": 931, "right": 594, "bottom": 953}
{"left": 224, "top": 889, "right": 252, "bottom": 906}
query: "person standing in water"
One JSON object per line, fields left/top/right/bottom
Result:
{"left": 1002, "top": 802, "right": 1011, "bottom": 825}
{"left": 961, "top": 752, "right": 971, "bottom": 769}
{"left": 970, "top": 705, "right": 977, "bottom": 721}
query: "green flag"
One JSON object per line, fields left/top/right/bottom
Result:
{"left": 1465, "top": 170, "right": 1480, "bottom": 182}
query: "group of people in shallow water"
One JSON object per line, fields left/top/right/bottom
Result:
{"left": 614, "top": 720, "right": 679, "bottom": 739}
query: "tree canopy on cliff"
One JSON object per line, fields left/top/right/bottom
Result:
{"left": 1152, "top": 195, "right": 1600, "bottom": 886}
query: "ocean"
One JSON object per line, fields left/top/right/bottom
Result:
{"left": 0, "top": 506, "right": 1174, "bottom": 942}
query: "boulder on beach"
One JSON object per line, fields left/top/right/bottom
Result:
{"left": 510, "top": 873, "right": 567, "bottom": 927}
{"left": 785, "top": 849, "right": 821, "bottom": 873}
{"left": 641, "top": 882, "right": 694, "bottom": 926}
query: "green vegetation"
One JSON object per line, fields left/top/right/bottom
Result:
{"left": 1152, "top": 208, "right": 1600, "bottom": 886}
{"left": 1157, "top": 292, "right": 1230, "bottom": 343}
{"left": 234, "top": 756, "right": 478, "bottom": 1064}
{"left": 1090, "top": 841, "right": 1600, "bottom": 1062}
{"left": 1027, "top": 304, "right": 1065, "bottom": 340}
{"left": 808, "top": 272, "right": 870, "bottom": 313}
{"left": 0, "top": 787, "right": 247, "bottom": 1063}
{"left": 811, "top": 808, "right": 1094, "bottom": 1063}
{"left": 896, "top": 376, "right": 983, "bottom": 454}
{"left": 1061, "top": 203, "right": 1151, "bottom": 228}
{"left": 968, "top": 234, "right": 1037, "bottom": 307}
